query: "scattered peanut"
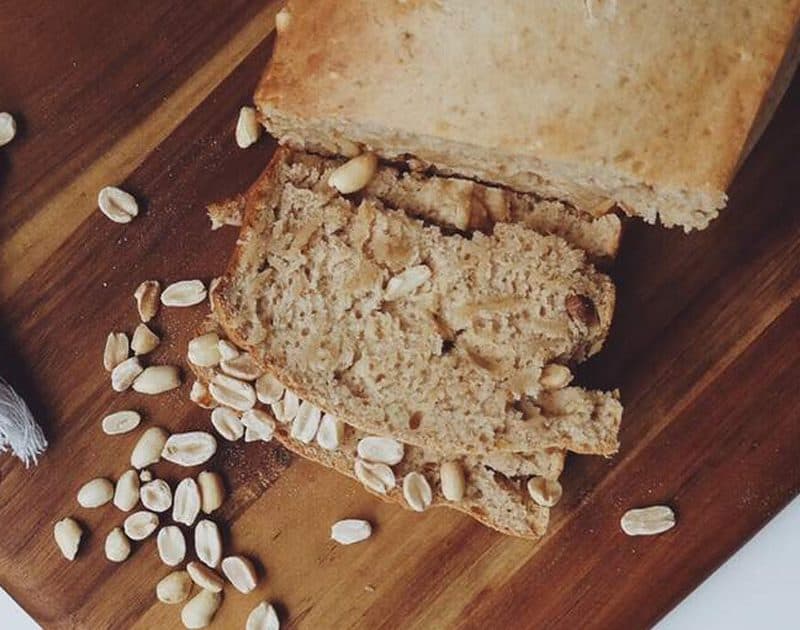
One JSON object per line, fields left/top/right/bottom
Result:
{"left": 235, "top": 106, "right": 262, "bottom": 149}
{"left": 194, "top": 519, "right": 222, "bottom": 569}
{"left": 131, "top": 323, "right": 160, "bottom": 355}
{"left": 132, "top": 365, "right": 181, "bottom": 394}
{"left": 158, "top": 525, "right": 187, "bottom": 566}
{"left": 140, "top": 479, "right": 173, "bottom": 513}
{"left": 134, "top": 280, "right": 160, "bottom": 322}
{"left": 181, "top": 588, "right": 222, "bottom": 629}
{"left": 104, "top": 527, "right": 131, "bottom": 563}
{"left": 113, "top": 469, "right": 140, "bottom": 512}
{"left": 198, "top": 471, "right": 225, "bottom": 514}
{"left": 103, "top": 332, "right": 130, "bottom": 372}
{"left": 221, "top": 555, "right": 258, "bottom": 594}
{"left": 246, "top": 601, "right": 280, "bottom": 630}
{"left": 210, "top": 407, "right": 244, "bottom": 441}
{"left": 162, "top": 432, "right": 217, "bottom": 467}
{"left": 186, "top": 561, "right": 224, "bottom": 593}
{"left": 402, "top": 472, "right": 433, "bottom": 512}
{"left": 0, "top": 112, "right": 17, "bottom": 147}
{"left": 53, "top": 517, "right": 83, "bottom": 560}
{"left": 161, "top": 280, "right": 206, "bottom": 307}
{"left": 354, "top": 459, "right": 395, "bottom": 494}
{"left": 187, "top": 333, "right": 221, "bottom": 367}
{"left": 130, "top": 427, "right": 169, "bottom": 469}
{"left": 111, "top": 356, "right": 142, "bottom": 391}
{"left": 173, "top": 477, "right": 202, "bottom": 526}
{"left": 123, "top": 510, "right": 159, "bottom": 541}
{"left": 331, "top": 519, "right": 372, "bottom": 545}
{"left": 98, "top": 186, "right": 139, "bottom": 224}
{"left": 102, "top": 410, "right": 141, "bottom": 435}
{"left": 77, "top": 478, "right": 114, "bottom": 508}
{"left": 156, "top": 570, "right": 193, "bottom": 605}
{"left": 620, "top": 505, "right": 676, "bottom": 536}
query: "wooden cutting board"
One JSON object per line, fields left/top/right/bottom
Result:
{"left": 1, "top": 2, "right": 799, "bottom": 628}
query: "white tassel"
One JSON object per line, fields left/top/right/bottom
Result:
{"left": 0, "top": 377, "right": 47, "bottom": 467}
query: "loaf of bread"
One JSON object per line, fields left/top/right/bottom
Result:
{"left": 209, "top": 152, "right": 621, "bottom": 262}
{"left": 257, "top": 0, "right": 800, "bottom": 230}
{"left": 189, "top": 327, "right": 560, "bottom": 539}
{"left": 212, "top": 148, "right": 622, "bottom": 456}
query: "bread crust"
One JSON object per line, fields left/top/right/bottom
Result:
{"left": 256, "top": 0, "right": 800, "bottom": 229}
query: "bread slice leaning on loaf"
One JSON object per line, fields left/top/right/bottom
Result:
{"left": 189, "top": 323, "right": 561, "bottom": 539}
{"left": 212, "top": 148, "right": 623, "bottom": 456}
{"left": 208, "top": 152, "right": 622, "bottom": 263}
{"left": 258, "top": 0, "right": 800, "bottom": 230}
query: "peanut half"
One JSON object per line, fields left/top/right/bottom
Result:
{"left": 331, "top": 519, "right": 372, "bottom": 545}
{"left": 54, "top": 517, "right": 83, "bottom": 560}
{"left": 102, "top": 410, "right": 141, "bottom": 435}
{"left": 156, "top": 570, "right": 192, "bottom": 605}
{"left": 131, "top": 427, "right": 169, "bottom": 469}
{"left": 357, "top": 436, "right": 404, "bottom": 465}
{"left": 181, "top": 588, "right": 222, "bottom": 629}
{"left": 98, "top": 186, "right": 139, "bottom": 224}
{"left": 403, "top": 472, "right": 433, "bottom": 512}
{"left": 194, "top": 519, "right": 222, "bottom": 569}
{"left": 221, "top": 556, "right": 258, "bottom": 594}
{"left": 198, "top": 471, "right": 225, "bottom": 515}
{"left": 354, "top": 459, "right": 395, "bottom": 495}
{"left": 173, "top": 478, "right": 202, "bottom": 526}
{"left": 162, "top": 432, "right": 217, "bottom": 467}
{"left": 134, "top": 280, "right": 160, "bottom": 322}
{"left": 620, "top": 505, "right": 676, "bottom": 536}
{"left": 105, "top": 527, "right": 131, "bottom": 563}
{"left": 246, "top": 601, "right": 280, "bottom": 630}
{"left": 157, "top": 525, "right": 187, "bottom": 567}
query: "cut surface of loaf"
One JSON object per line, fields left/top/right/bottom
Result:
{"left": 258, "top": 0, "right": 800, "bottom": 229}
{"left": 189, "top": 332, "right": 559, "bottom": 539}
{"left": 207, "top": 153, "right": 621, "bottom": 262}
{"left": 213, "top": 148, "right": 622, "bottom": 456}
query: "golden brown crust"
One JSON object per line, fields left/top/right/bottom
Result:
{"left": 257, "top": 0, "right": 800, "bottom": 229}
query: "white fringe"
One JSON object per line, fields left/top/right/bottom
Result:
{"left": 0, "top": 377, "right": 47, "bottom": 467}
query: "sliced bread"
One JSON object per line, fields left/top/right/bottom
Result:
{"left": 189, "top": 334, "right": 558, "bottom": 539}
{"left": 212, "top": 148, "right": 622, "bottom": 456}
{"left": 257, "top": 0, "right": 800, "bottom": 230}
{"left": 207, "top": 153, "right": 621, "bottom": 262}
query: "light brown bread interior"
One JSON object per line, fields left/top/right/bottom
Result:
{"left": 212, "top": 148, "right": 622, "bottom": 457}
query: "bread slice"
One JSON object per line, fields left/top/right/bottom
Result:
{"left": 257, "top": 0, "right": 800, "bottom": 230}
{"left": 208, "top": 153, "right": 621, "bottom": 262}
{"left": 212, "top": 148, "right": 622, "bottom": 456}
{"left": 189, "top": 328, "right": 559, "bottom": 539}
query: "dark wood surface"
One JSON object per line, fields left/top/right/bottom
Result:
{"left": 0, "top": 3, "right": 798, "bottom": 628}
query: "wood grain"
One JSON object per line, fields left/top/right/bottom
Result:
{"left": 0, "top": 3, "right": 798, "bottom": 628}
